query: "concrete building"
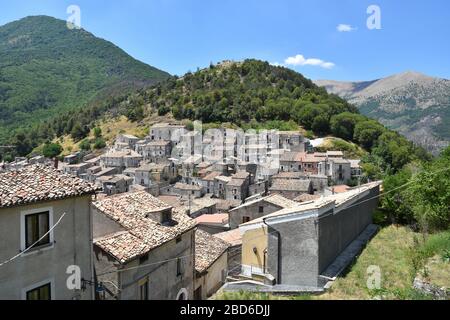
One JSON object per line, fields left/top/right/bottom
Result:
{"left": 238, "top": 182, "right": 381, "bottom": 290}
{"left": 92, "top": 191, "right": 197, "bottom": 300}
{"left": 194, "top": 230, "right": 229, "bottom": 300}
{"left": 228, "top": 194, "right": 299, "bottom": 229}
{"left": 0, "top": 165, "right": 98, "bottom": 300}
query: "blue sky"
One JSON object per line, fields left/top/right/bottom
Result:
{"left": 1, "top": 0, "right": 449, "bottom": 81}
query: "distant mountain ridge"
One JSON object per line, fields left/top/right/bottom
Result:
{"left": 315, "top": 72, "right": 450, "bottom": 154}
{"left": 0, "top": 15, "right": 170, "bottom": 144}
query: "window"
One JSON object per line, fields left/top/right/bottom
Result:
{"left": 138, "top": 278, "right": 148, "bottom": 300}
{"left": 25, "top": 211, "right": 50, "bottom": 250}
{"left": 258, "top": 206, "right": 264, "bottom": 213}
{"left": 176, "top": 258, "right": 183, "bottom": 276}
{"left": 26, "top": 283, "right": 51, "bottom": 300}
{"left": 176, "top": 235, "right": 182, "bottom": 243}
{"left": 242, "top": 216, "right": 250, "bottom": 223}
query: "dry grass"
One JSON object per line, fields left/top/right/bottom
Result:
{"left": 420, "top": 255, "right": 450, "bottom": 289}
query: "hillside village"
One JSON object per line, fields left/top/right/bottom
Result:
{"left": 0, "top": 122, "right": 382, "bottom": 300}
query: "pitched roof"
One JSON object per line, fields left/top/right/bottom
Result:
{"left": 174, "top": 182, "right": 202, "bottom": 191}
{"left": 195, "top": 229, "right": 229, "bottom": 273}
{"left": 331, "top": 185, "right": 351, "bottom": 193}
{"left": 293, "top": 193, "right": 321, "bottom": 203}
{"left": 202, "top": 171, "right": 223, "bottom": 181}
{"left": 269, "top": 179, "right": 312, "bottom": 192}
{"left": 214, "top": 228, "right": 242, "bottom": 247}
{"left": 242, "top": 182, "right": 381, "bottom": 227}
{"left": 0, "top": 165, "right": 98, "bottom": 208}
{"left": 230, "top": 193, "right": 298, "bottom": 212}
{"left": 93, "top": 191, "right": 196, "bottom": 264}
{"left": 232, "top": 171, "right": 250, "bottom": 179}
{"left": 195, "top": 213, "right": 229, "bottom": 225}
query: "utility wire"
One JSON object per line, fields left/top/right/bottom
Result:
{"left": 0, "top": 212, "right": 67, "bottom": 267}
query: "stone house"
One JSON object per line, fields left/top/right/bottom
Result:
{"left": 228, "top": 194, "right": 299, "bottom": 229}
{"left": 62, "top": 162, "right": 93, "bottom": 178}
{"left": 100, "top": 150, "right": 143, "bottom": 173}
{"left": 214, "top": 175, "right": 232, "bottom": 199}
{"left": 134, "top": 162, "right": 177, "bottom": 187}
{"left": 272, "top": 172, "right": 328, "bottom": 193}
{"left": 278, "top": 131, "right": 305, "bottom": 152}
{"left": 0, "top": 165, "right": 98, "bottom": 300}
{"left": 136, "top": 140, "right": 172, "bottom": 162}
{"left": 196, "top": 171, "right": 223, "bottom": 194}
{"left": 173, "top": 182, "right": 204, "bottom": 200}
{"left": 92, "top": 191, "right": 197, "bottom": 300}
{"left": 194, "top": 230, "right": 229, "bottom": 300}
{"left": 224, "top": 171, "right": 250, "bottom": 201}
{"left": 98, "top": 174, "right": 133, "bottom": 196}
{"left": 269, "top": 179, "right": 313, "bottom": 200}
{"left": 114, "top": 134, "right": 139, "bottom": 151}
{"left": 149, "top": 123, "right": 186, "bottom": 141}
{"left": 279, "top": 151, "right": 304, "bottom": 172}
{"left": 318, "top": 158, "right": 352, "bottom": 185}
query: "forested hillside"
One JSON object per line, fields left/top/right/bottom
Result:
{"left": 0, "top": 15, "right": 170, "bottom": 146}
{"left": 1, "top": 59, "right": 429, "bottom": 180}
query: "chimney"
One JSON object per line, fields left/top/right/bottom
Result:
{"left": 54, "top": 157, "right": 59, "bottom": 169}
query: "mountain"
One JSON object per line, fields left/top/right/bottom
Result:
{"left": 315, "top": 72, "right": 450, "bottom": 154}
{"left": 0, "top": 15, "right": 170, "bottom": 144}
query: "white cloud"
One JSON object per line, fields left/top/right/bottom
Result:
{"left": 284, "top": 54, "right": 335, "bottom": 69}
{"left": 270, "top": 62, "right": 283, "bottom": 67}
{"left": 337, "top": 24, "right": 356, "bottom": 32}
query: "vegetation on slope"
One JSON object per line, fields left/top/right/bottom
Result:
{"left": 0, "top": 15, "right": 169, "bottom": 147}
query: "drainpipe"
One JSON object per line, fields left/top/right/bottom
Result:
{"left": 262, "top": 217, "right": 281, "bottom": 284}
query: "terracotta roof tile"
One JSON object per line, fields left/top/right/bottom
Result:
{"left": 195, "top": 230, "right": 229, "bottom": 273}
{"left": 0, "top": 165, "right": 99, "bottom": 208}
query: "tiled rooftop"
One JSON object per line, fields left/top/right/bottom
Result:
{"left": 174, "top": 182, "right": 203, "bottom": 191}
{"left": 195, "top": 229, "right": 229, "bottom": 273}
{"left": 230, "top": 194, "right": 298, "bottom": 212}
{"left": 214, "top": 228, "right": 242, "bottom": 247}
{"left": 269, "top": 179, "right": 312, "bottom": 192}
{"left": 0, "top": 165, "right": 98, "bottom": 208}
{"left": 195, "top": 213, "right": 229, "bottom": 225}
{"left": 93, "top": 191, "right": 197, "bottom": 264}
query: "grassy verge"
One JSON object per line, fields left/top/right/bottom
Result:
{"left": 215, "top": 226, "right": 450, "bottom": 300}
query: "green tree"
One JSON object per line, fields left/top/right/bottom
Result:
{"left": 93, "top": 127, "right": 102, "bottom": 138}
{"left": 93, "top": 138, "right": 106, "bottom": 149}
{"left": 71, "top": 123, "right": 88, "bottom": 141}
{"left": 79, "top": 139, "right": 91, "bottom": 151}
{"left": 330, "top": 112, "right": 365, "bottom": 141}
{"left": 42, "top": 142, "right": 63, "bottom": 158}
{"left": 353, "top": 120, "right": 385, "bottom": 150}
